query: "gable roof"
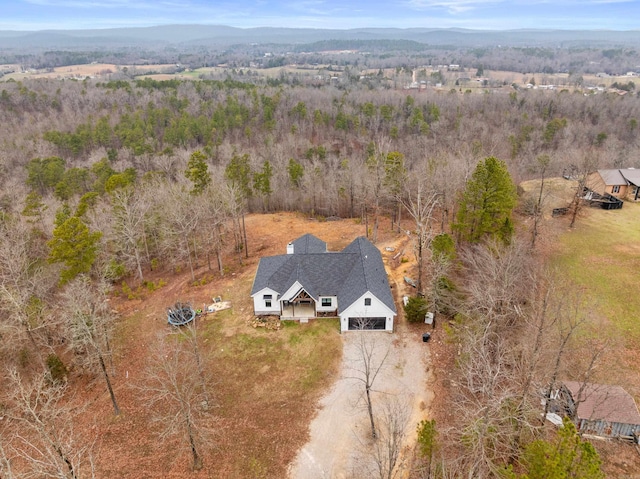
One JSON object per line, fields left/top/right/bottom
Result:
{"left": 598, "top": 168, "right": 640, "bottom": 186}
{"left": 564, "top": 381, "right": 640, "bottom": 425}
{"left": 290, "top": 233, "right": 327, "bottom": 254}
{"left": 251, "top": 235, "right": 396, "bottom": 315}
{"left": 339, "top": 237, "right": 396, "bottom": 314}
{"left": 621, "top": 169, "right": 640, "bottom": 186}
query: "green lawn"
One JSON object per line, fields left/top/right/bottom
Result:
{"left": 551, "top": 202, "right": 640, "bottom": 342}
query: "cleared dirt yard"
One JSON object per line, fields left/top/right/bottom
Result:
{"left": 61, "top": 212, "right": 431, "bottom": 478}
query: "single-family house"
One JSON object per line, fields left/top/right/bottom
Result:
{"left": 548, "top": 381, "right": 640, "bottom": 441}
{"left": 587, "top": 168, "right": 640, "bottom": 201}
{"left": 251, "top": 234, "right": 397, "bottom": 332}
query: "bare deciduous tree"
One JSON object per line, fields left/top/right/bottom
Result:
{"left": 347, "top": 328, "right": 391, "bottom": 440}
{"left": 568, "top": 154, "right": 599, "bottom": 229}
{"left": 156, "top": 181, "right": 203, "bottom": 281}
{"left": 199, "top": 180, "right": 231, "bottom": 276}
{"left": 530, "top": 154, "right": 550, "bottom": 248}
{"left": 3, "top": 370, "right": 94, "bottom": 479}
{"left": 62, "top": 276, "right": 120, "bottom": 415}
{"left": 401, "top": 174, "right": 440, "bottom": 294}
{"left": 355, "top": 395, "right": 412, "bottom": 479}
{"left": 0, "top": 218, "right": 55, "bottom": 369}
{"left": 108, "top": 184, "right": 151, "bottom": 283}
{"left": 0, "top": 433, "right": 16, "bottom": 479}
{"left": 141, "top": 331, "right": 217, "bottom": 471}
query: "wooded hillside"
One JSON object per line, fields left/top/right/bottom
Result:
{"left": 1, "top": 68, "right": 639, "bottom": 477}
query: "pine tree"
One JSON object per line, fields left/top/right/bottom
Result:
{"left": 518, "top": 417, "right": 604, "bottom": 479}
{"left": 47, "top": 215, "right": 102, "bottom": 284}
{"left": 185, "top": 150, "right": 211, "bottom": 195}
{"left": 225, "top": 153, "right": 252, "bottom": 199}
{"left": 453, "top": 156, "right": 517, "bottom": 244}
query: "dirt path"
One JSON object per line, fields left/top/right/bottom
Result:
{"left": 288, "top": 322, "right": 433, "bottom": 479}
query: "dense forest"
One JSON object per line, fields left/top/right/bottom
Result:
{"left": 1, "top": 55, "right": 639, "bottom": 477}
{"left": 1, "top": 72, "right": 639, "bottom": 218}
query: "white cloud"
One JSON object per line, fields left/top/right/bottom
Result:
{"left": 23, "top": 0, "right": 198, "bottom": 9}
{"left": 404, "top": 0, "right": 503, "bottom": 14}
{"left": 404, "top": 0, "right": 633, "bottom": 14}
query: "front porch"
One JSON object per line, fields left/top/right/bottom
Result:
{"left": 281, "top": 301, "right": 316, "bottom": 320}
{"left": 280, "top": 288, "right": 317, "bottom": 320}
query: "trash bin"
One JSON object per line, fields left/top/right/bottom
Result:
{"left": 422, "top": 332, "right": 431, "bottom": 343}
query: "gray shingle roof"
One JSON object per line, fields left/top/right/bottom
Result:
{"left": 339, "top": 237, "right": 397, "bottom": 314}
{"left": 251, "top": 235, "right": 396, "bottom": 315}
{"left": 291, "top": 233, "right": 327, "bottom": 254}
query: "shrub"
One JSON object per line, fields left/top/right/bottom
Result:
{"left": 18, "top": 348, "right": 31, "bottom": 368}
{"left": 105, "top": 259, "right": 127, "bottom": 282}
{"left": 404, "top": 296, "right": 428, "bottom": 323}
{"left": 46, "top": 354, "right": 67, "bottom": 383}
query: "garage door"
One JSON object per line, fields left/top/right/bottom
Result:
{"left": 348, "top": 317, "right": 387, "bottom": 330}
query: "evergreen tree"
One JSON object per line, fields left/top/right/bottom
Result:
{"left": 185, "top": 150, "right": 211, "bottom": 195}
{"left": 25, "top": 156, "right": 66, "bottom": 194}
{"left": 516, "top": 417, "right": 604, "bottom": 479}
{"left": 431, "top": 233, "right": 456, "bottom": 262}
{"left": 47, "top": 214, "right": 102, "bottom": 284}
{"left": 225, "top": 153, "right": 252, "bottom": 199}
{"left": 453, "top": 156, "right": 517, "bottom": 244}
{"left": 287, "top": 158, "right": 304, "bottom": 188}
{"left": 21, "top": 191, "right": 47, "bottom": 226}
{"left": 253, "top": 160, "right": 273, "bottom": 210}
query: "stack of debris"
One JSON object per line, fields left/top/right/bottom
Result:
{"left": 249, "top": 316, "right": 281, "bottom": 330}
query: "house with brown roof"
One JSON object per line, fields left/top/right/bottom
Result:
{"left": 587, "top": 168, "right": 640, "bottom": 201}
{"left": 548, "top": 381, "right": 640, "bottom": 440}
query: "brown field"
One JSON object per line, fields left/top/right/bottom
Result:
{"left": 2, "top": 63, "right": 177, "bottom": 81}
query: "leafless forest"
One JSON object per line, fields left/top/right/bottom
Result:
{"left": 1, "top": 49, "right": 639, "bottom": 477}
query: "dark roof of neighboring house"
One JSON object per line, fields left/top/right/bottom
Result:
{"left": 564, "top": 381, "right": 640, "bottom": 425}
{"left": 251, "top": 234, "right": 396, "bottom": 315}
{"left": 598, "top": 168, "right": 640, "bottom": 186}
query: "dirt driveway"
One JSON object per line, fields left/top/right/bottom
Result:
{"left": 288, "top": 323, "right": 433, "bottom": 479}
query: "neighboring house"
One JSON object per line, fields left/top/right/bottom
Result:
{"left": 548, "top": 381, "right": 640, "bottom": 441}
{"left": 251, "top": 234, "right": 397, "bottom": 332}
{"left": 587, "top": 168, "right": 640, "bottom": 201}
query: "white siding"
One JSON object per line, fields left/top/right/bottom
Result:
{"left": 252, "top": 287, "right": 280, "bottom": 315}
{"left": 339, "top": 291, "right": 395, "bottom": 332}
{"left": 316, "top": 296, "right": 338, "bottom": 313}
{"left": 280, "top": 281, "right": 306, "bottom": 302}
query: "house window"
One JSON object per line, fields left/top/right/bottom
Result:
{"left": 321, "top": 298, "right": 332, "bottom": 307}
{"left": 612, "top": 185, "right": 620, "bottom": 193}
{"left": 364, "top": 298, "right": 371, "bottom": 306}
{"left": 264, "top": 294, "right": 272, "bottom": 308}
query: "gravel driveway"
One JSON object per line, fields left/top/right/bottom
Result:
{"left": 288, "top": 325, "right": 433, "bottom": 479}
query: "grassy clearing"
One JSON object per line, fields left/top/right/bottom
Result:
{"left": 207, "top": 317, "right": 341, "bottom": 477}
{"left": 551, "top": 202, "right": 640, "bottom": 342}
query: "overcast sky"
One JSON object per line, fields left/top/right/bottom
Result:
{"left": 1, "top": 0, "right": 638, "bottom": 31}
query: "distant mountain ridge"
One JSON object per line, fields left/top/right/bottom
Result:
{"left": 1, "top": 25, "right": 639, "bottom": 50}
